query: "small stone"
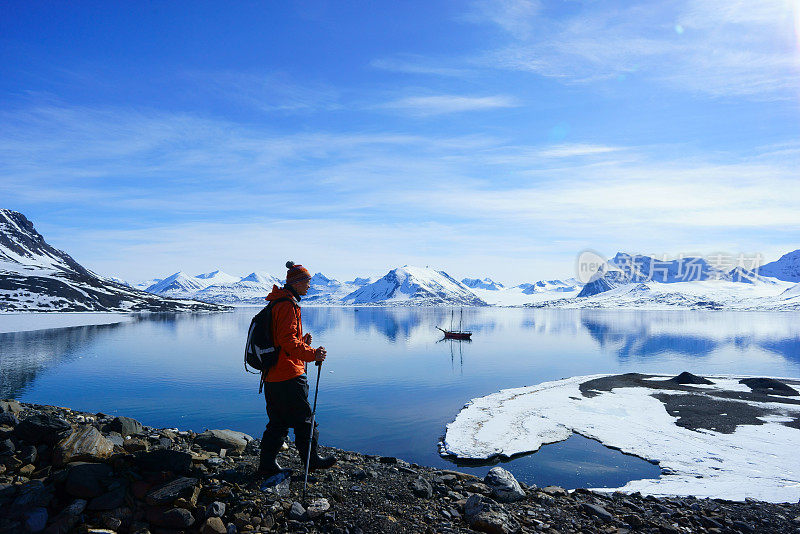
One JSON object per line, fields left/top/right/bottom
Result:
{"left": 123, "top": 437, "right": 149, "bottom": 452}
{"left": 464, "top": 494, "right": 520, "bottom": 534}
{"left": 484, "top": 467, "right": 525, "bottom": 502}
{"left": 289, "top": 501, "right": 306, "bottom": 521}
{"left": 410, "top": 476, "right": 433, "bottom": 499}
{"left": 23, "top": 506, "right": 48, "bottom": 532}
{"left": 19, "top": 464, "right": 35, "bottom": 476}
{"left": 623, "top": 514, "right": 643, "bottom": 527}
{"left": 145, "top": 476, "right": 199, "bottom": 505}
{"left": 208, "top": 501, "right": 226, "bottom": 517}
{"left": 201, "top": 516, "right": 227, "bottom": 534}
{"left": 581, "top": 503, "right": 613, "bottom": 522}
{"left": 305, "top": 498, "right": 330, "bottom": 518}
{"left": 732, "top": 520, "right": 754, "bottom": 533}
{"left": 541, "top": 485, "right": 568, "bottom": 496}
{"left": 194, "top": 429, "right": 252, "bottom": 456}
{"left": 146, "top": 506, "right": 195, "bottom": 529}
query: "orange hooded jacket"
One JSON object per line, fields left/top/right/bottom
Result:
{"left": 264, "top": 285, "right": 317, "bottom": 382}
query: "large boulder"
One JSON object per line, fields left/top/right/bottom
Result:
{"left": 104, "top": 416, "right": 143, "bottom": 437}
{"left": 53, "top": 426, "right": 114, "bottom": 465}
{"left": 193, "top": 429, "right": 252, "bottom": 455}
{"left": 484, "top": 467, "right": 525, "bottom": 503}
{"left": 464, "top": 494, "right": 520, "bottom": 534}
{"left": 16, "top": 413, "right": 72, "bottom": 445}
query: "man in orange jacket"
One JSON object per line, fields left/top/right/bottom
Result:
{"left": 258, "top": 261, "right": 337, "bottom": 476}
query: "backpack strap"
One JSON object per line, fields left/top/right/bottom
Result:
{"left": 258, "top": 297, "right": 298, "bottom": 392}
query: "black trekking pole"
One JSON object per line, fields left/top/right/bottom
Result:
{"left": 302, "top": 360, "right": 322, "bottom": 503}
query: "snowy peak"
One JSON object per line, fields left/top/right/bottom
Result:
{"left": 344, "top": 265, "right": 487, "bottom": 306}
{"left": 519, "top": 278, "right": 579, "bottom": 294}
{"left": 146, "top": 271, "right": 209, "bottom": 295}
{"left": 310, "top": 272, "right": 336, "bottom": 286}
{"left": 240, "top": 271, "right": 282, "bottom": 285}
{"left": 195, "top": 269, "right": 239, "bottom": 286}
{"left": 0, "top": 209, "right": 89, "bottom": 276}
{"left": 759, "top": 250, "right": 800, "bottom": 282}
{"left": 462, "top": 277, "right": 505, "bottom": 291}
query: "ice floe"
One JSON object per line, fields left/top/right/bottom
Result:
{"left": 441, "top": 373, "right": 800, "bottom": 502}
{"left": 0, "top": 312, "right": 132, "bottom": 333}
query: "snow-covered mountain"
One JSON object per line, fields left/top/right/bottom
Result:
{"left": 520, "top": 278, "right": 579, "bottom": 294}
{"left": 462, "top": 277, "right": 505, "bottom": 291}
{"left": 758, "top": 250, "right": 800, "bottom": 282}
{"left": 195, "top": 271, "right": 283, "bottom": 304}
{"left": 145, "top": 271, "right": 212, "bottom": 299}
{"left": 343, "top": 266, "right": 487, "bottom": 306}
{"left": 576, "top": 252, "right": 781, "bottom": 298}
{"left": 303, "top": 273, "right": 373, "bottom": 304}
{"left": 195, "top": 269, "right": 240, "bottom": 285}
{"left": 0, "top": 209, "right": 227, "bottom": 312}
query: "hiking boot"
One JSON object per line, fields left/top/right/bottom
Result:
{"left": 298, "top": 438, "right": 337, "bottom": 472}
{"left": 257, "top": 432, "right": 285, "bottom": 477}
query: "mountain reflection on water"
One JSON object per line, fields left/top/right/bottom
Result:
{"left": 2, "top": 307, "right": 798, "bottom": 488}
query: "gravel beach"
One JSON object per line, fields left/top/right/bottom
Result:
{"left": 1, "top": 400, "right": 798, "bottom": 534}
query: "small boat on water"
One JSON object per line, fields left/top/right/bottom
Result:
{"left": 437, "top": 308, "right": 472, "bottom": 340}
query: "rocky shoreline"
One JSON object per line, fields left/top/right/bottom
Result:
{"left": 1, "top": 401, "right": 798, "bottom": 534}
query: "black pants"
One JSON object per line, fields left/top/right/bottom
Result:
{"left": 263, "top": 374, "right": 318, "bottom": 446}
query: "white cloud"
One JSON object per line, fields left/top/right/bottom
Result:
{"left": 4, "top": 102, "right": 799, "bottom": 282}
{"left": 536, "top": 144, "right": 623, "bottom": 158}
{"left": 381, "top": 94, "right": 520, "bottom": 116}
{"left": 471, "top": 0, "right": 800, "bottom": 99}
{"left": 369, "top": 55, "right": 471, "bottom": 77}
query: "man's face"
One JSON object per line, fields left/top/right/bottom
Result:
{"left": 294, "top": 278, "right": 311, "bottom": 296}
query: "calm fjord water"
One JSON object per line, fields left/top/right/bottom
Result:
{"left": 2, "top": 307, "right": 799, "bottom": 489}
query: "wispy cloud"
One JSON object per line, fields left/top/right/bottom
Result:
{"left": 469, "top": 0, "right": 800, "bottom": 99}
{"left": 536, "top": 144, "right": 623, "bottom": 158}
{"left": 4, "top": 101, "right": 798, "bottom": 282}
{"left": 380, "top": 94, "right": 520, "bottom": 116}
{"left": 369, "top": 55, "right": 472, "bottom": 77}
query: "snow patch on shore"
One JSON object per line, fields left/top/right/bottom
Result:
{"left": 441, "top": 374, "right": 800, "bottom": 503}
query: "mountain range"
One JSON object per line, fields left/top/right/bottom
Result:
{"left": 0, "top": 209, "right": 228, "bottom": 312}
{"left": 2, "top": 209, "right": 799, "bottom": 311}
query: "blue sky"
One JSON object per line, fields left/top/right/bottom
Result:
{"left": 2, "top": 0, "right": 799, "bottom": 283}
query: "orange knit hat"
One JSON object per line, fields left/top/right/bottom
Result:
{"left": 285, "top": 261, "right": 311, "bottom": 285}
